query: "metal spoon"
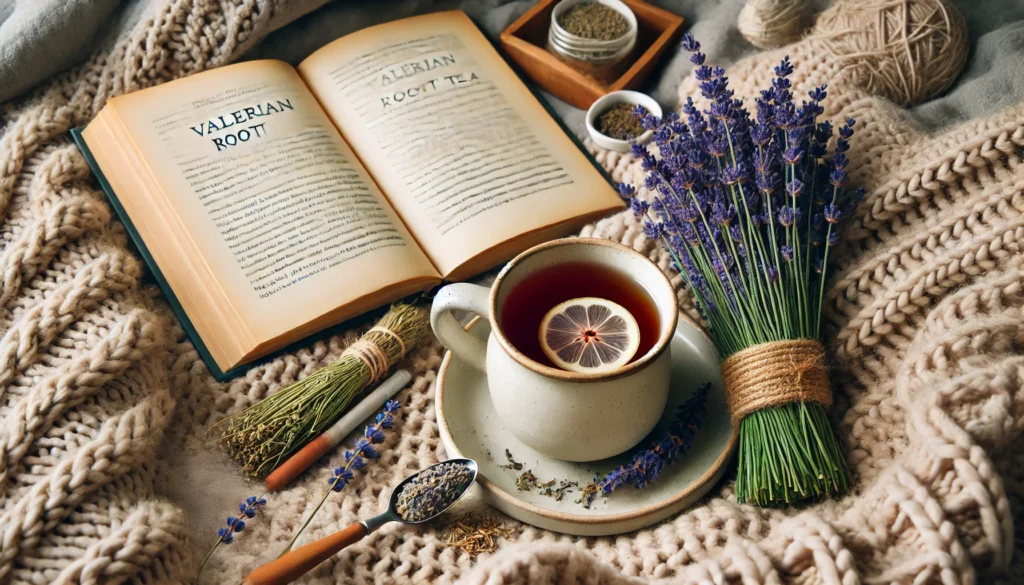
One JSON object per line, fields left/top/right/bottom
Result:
{"left": 243, "top": 458, "right": 478, "bottom": 585}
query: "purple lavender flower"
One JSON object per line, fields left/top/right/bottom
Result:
{"left": 838, "top": 118, "right": 855, "bottom": 138}
{"left": 786, "top": 178, "right": 804, "bottom": 197}
{"left": 823, "top": 203, "right": 842, "bottom": 224}
{"left": 750, "top": 122, "right": 772, "bottom": 146}
{"left": 630, "top": 198, "right": 650, "bottom": 218}
{"left": 774, "top": 55, "right": 794, "bottom": 78}
{"left": 722, "top": 164, "right": 747, "bottom": 185}
{"left": 284, "top": 400, "right": 401, "bottom": 553}
{"left": 630, "top": 142, "right": 651, "bottom": 159}
{"left": 680, "top": 32, "right": 700, "bottom": 52}
{"left": 711, "top": 200, "right": 736, "bottom": 226}
{"left": 829, "top": 166, "right": 847, "bottom": 187}
{"left": 634, "top": 105, "right": 661, "bottom": 131}
{"left": 240, "top": 496, "right": 266, "bottom": 518}
{"left": 777, "top": 206, "right": 796, "bottom": 227}
{"left": 198, "top": 495, "right": 268, "bottom": 575}
{"left": 643, "top": 221, "right": 666, "bottom": 240}
{"left": 729, "top": 224, "right": 743, "bottom": 243}
{"left": 618, "top": 30, "right": 858, "bottom": 359}
{"left": 782, "top": 144, "right": 805, "bottom": 166}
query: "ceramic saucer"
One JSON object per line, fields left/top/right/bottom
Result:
{"left": 435, "top": 313, "right": 736, "bottom": 536}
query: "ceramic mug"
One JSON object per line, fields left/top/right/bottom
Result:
{"left": 430, "top": 238, "right": 678, "bottom": 462}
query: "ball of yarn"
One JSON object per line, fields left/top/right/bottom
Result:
{"left": 809, "top": 0, "right": 968, "bottom": 106}
{"left": 737, "top": 0, "right": 812, "bottom": 49}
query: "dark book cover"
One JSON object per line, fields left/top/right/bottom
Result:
{"left": 72, "top": 127, "right": 243, "bottom": 381}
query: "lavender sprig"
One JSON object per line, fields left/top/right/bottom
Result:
{"left": 580, "top": 384, "right": 709, "bottom": 508}
{"left": 619, "top": 32, "right": 854, "bottom": 506}
{"left": 283, "top": 399, "right": 400, "bottom": 553}
{"left": 197, "top": 495, "right": 267, "bottom": 577}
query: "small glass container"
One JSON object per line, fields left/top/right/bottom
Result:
{"left": 547, "top": 0, "right": 638, "bottom": 83}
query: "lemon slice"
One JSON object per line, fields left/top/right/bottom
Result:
{"left": 539, "top": 297, "right": 641, "bottom": 373}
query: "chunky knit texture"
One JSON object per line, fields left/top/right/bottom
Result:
{"left": 0, "top": 0, "right": 1021, "bottom": 584}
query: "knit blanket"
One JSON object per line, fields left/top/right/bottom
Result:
{"left": 0, "top": 0, "right": 1021, "bottom": 584}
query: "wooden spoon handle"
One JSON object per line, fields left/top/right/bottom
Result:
{"left": 243, "top": 523, "right": 367, "bottom": 585}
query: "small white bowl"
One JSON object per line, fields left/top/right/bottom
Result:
{"left": 586, "top": 90, "right": 663, "bottom": 153}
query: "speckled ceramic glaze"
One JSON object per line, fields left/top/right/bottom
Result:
{"left": 430, "top": 238, "right": 678, "bottom": 461}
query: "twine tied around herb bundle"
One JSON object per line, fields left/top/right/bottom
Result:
{"left": 721, "top": 339, "right": 831, "bottom": 425}
{"left": 217, "top": 304, "right": 429, "bottom": 479}
{"left": 346, "top": 325, "right": 408, "bottom": 385}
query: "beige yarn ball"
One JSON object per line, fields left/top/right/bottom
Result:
{"left": 810, "top": 0, "right": 968, "bottom": 105}
{"left": 737, "top": 0, "right": 813, "bottom": 49}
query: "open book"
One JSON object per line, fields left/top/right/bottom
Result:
{"left": 73, "top": 10, "right": 622, "bottom": 379}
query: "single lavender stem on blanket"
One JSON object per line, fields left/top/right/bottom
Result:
{"left": 284, "top": 400, "right": 400, "bottom": 553}
{"left": 197, "top": 495, "right": 268, "bottom": 579}
{"left": 619, "top": 33, "right": 859, "bottom": 506}
{"left": 216, "top": 304, "right": 428, "bottom": 479}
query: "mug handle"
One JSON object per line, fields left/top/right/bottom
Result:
{"left": 430, "top": 283, "right": 490, "bottom": 372}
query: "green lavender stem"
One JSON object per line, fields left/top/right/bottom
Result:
{"left": 734, "top": 403, "right": 848, "bottom": 506}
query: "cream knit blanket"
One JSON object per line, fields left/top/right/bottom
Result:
{"left": 0, "top": 0, "right": 1020, "bottom": 584}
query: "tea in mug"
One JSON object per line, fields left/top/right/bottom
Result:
{"left": 499, "top": 261, "right": 660, "bottom": 369}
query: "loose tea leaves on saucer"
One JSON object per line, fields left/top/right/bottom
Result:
{"left": 396, "top": 461, "right": 475, "bottom": 522}
{"left": 558, "top": 2, "right": 629, "bottom": 40}
{"left": 596, "top": 103, "right": 646, "bottom": 141}
{"left": 499, "top": 449, "right": 580, "bottom": 500}
{"left": 539, "top": 479, "right": 579, "bottom": 502}
{"left": 499, "top": 448, "right": 523, "bottom": 471}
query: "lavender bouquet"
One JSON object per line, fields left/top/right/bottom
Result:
{"left": 620, "top": 34, "right": 858, "bottom": 506}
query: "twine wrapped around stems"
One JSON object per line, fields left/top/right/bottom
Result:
{"left": 217, "top": 304, "right": 429, "bottom": 478}
{"left": 721, "top": 339, "right": 831, "bottom": 425}
{"left": 723, "top": 339, "right": 847, "bottom": 506}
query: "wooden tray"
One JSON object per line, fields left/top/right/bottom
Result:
{"left": 500, "top": 0, "right": 685, "bottom": 110}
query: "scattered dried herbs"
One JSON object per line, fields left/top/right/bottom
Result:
{"left": 496, "top": 386, "right": 710, "bottom": 510}
{"left": 395, "top": 461, "right": 474, "bottom": 522}
{"left": 499, "top": 450, "right": 580, "bottom": 501}
{"left": 499, "top": 448, "right": 523, "bottom": 471}
{"left": 540, "top": 479, "right": 579, "bottom": 502}
{"left": 558, "top": 2, "right": 629, "bottom": 41}
{"left": 597, "top": 103, "right": 646, "bottom": 141}
{"left": 442, "top": 513, "right": 515, "bottom": 557}
{"left": 515, "top": 470, "right": 540, "bottom": 491}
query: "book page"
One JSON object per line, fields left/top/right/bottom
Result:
{"left": 298, "top": 11, "right": 623, "bottom": 277}
{"left": 96, "top": 60, "right": 438, "bottom": 353}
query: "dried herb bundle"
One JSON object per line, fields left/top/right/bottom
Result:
{"left": 217, "top": 304, "right": 428, "bottom": 478}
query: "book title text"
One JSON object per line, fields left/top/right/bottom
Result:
{"left": 190, "top": 98, "right": 295, "bottom": 151}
